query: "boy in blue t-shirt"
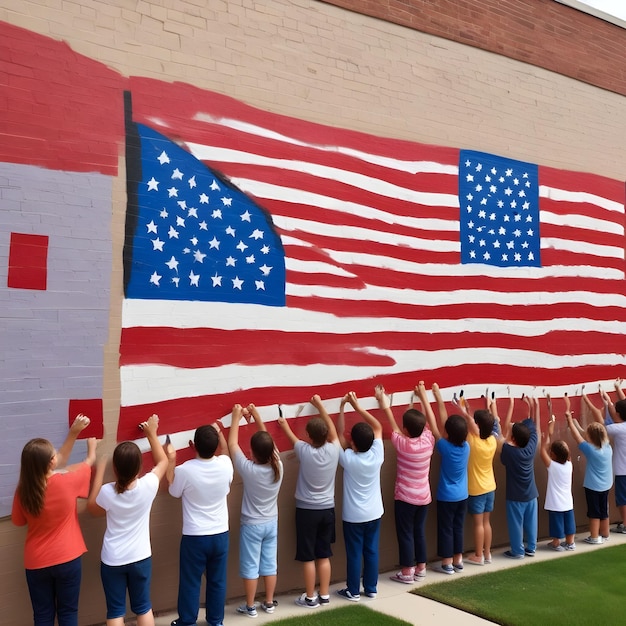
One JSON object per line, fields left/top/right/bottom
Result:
{"left": 500, "top": 395, "right": 540, "bottom": 558}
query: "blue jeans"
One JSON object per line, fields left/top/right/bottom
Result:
{"left": 25, "top": 556, "right": 82, "bottom": 626}
{"left": 394, "top": 499, "right": 428, "bottom": 567}
{"left": 177, "top": 532, "right": 228, "bottom": 626}
{"left": 437, "top": 499, "right": 467, "bottom": 558}
{"left": 506, "top": 498, "right": 538, "bottom": 556}
{"left": 342, "top": 518, "right": 381, "bottom": 596}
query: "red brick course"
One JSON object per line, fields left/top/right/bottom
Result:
{"left": 320, "top": 0, "right": 626, "bottom": 97}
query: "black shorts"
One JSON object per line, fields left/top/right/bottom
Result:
{"left": 295, "top": 507, "right": 336, "bottom": 561}
{"left": 585, "top": 487, "right": 609, "bottom": 520}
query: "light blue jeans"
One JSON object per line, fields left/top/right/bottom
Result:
{"left": 505, "top": 498, "right": 538, "bottom": 556}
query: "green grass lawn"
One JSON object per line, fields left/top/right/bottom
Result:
{"left": 268, "top": 604, "right": 411, "bottom": 625}
{"left": 414, "top": 544, "right": 626, "bottom": 625}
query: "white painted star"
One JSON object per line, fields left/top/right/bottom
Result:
{"left": 159, "top": 208, "right": 168, "bottom": 218}
{"left": 211, "top": 273, "right": 222, "bottom": 287}
{"left": 236, "top": 240, "right": 248, "bottom": 252}
{"left": 232, "top": 276, "right": 243, "bottom": 290}
{"left": 250, "top": 229, "right": 264, "bottom": 240}
{"left": 225, "top": 226, "right": 236, "bottom": 237}
{"left": 188, "top": 207, "right": 198, "bottom": 218}
{"left": 152, "top": 238, "right": 164, "bottom": 251}
{"left": 194, "top": 250, "right": 207, "bottom": 263}
{"left": 259, "top": 264, "right": 272, "bottom": 276}
{"left": 190, "top": 236, "right": 198, "bottom": 246}
{"left": 172, "top": 168, "right": 184, "bottom": 180}
{"left": 172, "top": 277, "right": 180, "bottom": 287}
{"left": 157, "top": 151, "right": 170, "bottom": 165}
{"left": 168, "top": 226, "right": 179, "bottom": 239}
{"left": 226, "top": 256, "right": 236, "bottom": 267}
{"left": 188, "top": 176, "right": 196, "bottom": 189}
{"left": 176, "top": 216, "right": 185, "bottom": 227}
{"left": 166, "top": 256, "right": 179, "bottom": 271}
{"left": 221, "top": 197, "right": 232, "bottom": 206}
{"left": 260, "top": 245, "right": 270, "bottom": 254}
{"left": 147, "top": 177, "right": 159, "bottom": 191}
{"left": 167, "top": 187, "right": 178, "bottom": 197}
{"left": 210, "top": 180, "right": 220, "bottom": 191}
{"left": 209, "top": 237, "right": 220, "bottom": 250}
{"left": 199, "top": 221, "right": 208, "bottom": 230}
{"left": 246, "top": 254, "right": 255, "bottom": 264}
{"left": 212, "top": 209, "right": 222, "bottom": 219}
{"left": 240, "top": 210, "right": 251, "bottom": 222}
{"left": 189, "top": 271, "right": 200, "bottom": 287}
{"left": 150, "top": 271, "right": 162, "bottom": 286}
{"left": 255, "top": 280, "right": 265, "bottom": 290}
{"left": 199, "top": 193, "right": 209, "bottom": 204}
{"left": 146, "top": 220, "right": 158, "bottom": 234}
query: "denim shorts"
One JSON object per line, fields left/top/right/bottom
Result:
{"left": 467, "top": 490, "right": 495, "bottom": 515}
{"left": 100, "top": 557, "right": 152, "bottom": 619}
{"left": 547, "top": 509, "right": 576, "bottom": 539}
{"left": 615, "top": 475, "right": 626, "bottom": 507}
{"left": 239, "top": 520, "right": 278, "bottom": 579}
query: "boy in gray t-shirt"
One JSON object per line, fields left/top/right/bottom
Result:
{"left": 278, "top": 394, "right": 341, "bottom": 609}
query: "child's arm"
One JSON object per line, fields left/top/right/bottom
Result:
{"left": 336, "top": 394, "right": 349, "bottom": 449}
{"left": 564, "top": 395, "right": 584, "bottom": 445}
{"left": 454, "top": 387, "right": 479, "bottom": 437}
{"left": 140, "top": 414, "right": 168, "bottom": 480}
{"left": 227, "top": 404, "right": 244, "bottom": 457}
{"left": 277, "top": 410, "right": 299, "bottom": 448}
{"left": 214, "top": 422, "right": 228, "bottom": 455}
{"left": 615, "top": 378, "right": 625, "bottom": 401}
{"left": 86, "top": 455, "right": 107, "bottom": 517}
{"left": 311, "top": 394, "right": 339, "bottom": 443}
{"left": 599, "top": 386, "right": 617, "bottom": 423}
{"left": 346, "top": 391, "right": 383, "bottom": 439}
{"left": 497, "top": 388, "right": 515, "bottom": 442}
{"left": 165, "top": 443, "right": 177, "bottom": 485}
{"left": 247, "top": 403, "right": 267, "bottom": 432}
{"left": 375, "top": 385, "right": 400, "bottom": 434}
{"left": 57, "top": 414, "right": 91, "bottom": 468}
{"left": 582, "top": 392, "right": 604, "bottom": 424}
{"left": 539, "top": 415, "right": 555, "bottom": 468}
{"left": 428, "top": 382, "right": 445, "bottom": 439}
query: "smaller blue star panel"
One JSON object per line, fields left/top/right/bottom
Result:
{"left": 459, "top": 150, "right": 540, "bottom": 268}
{"left": 125, "top": 123, "right": 286, "bottom": 306}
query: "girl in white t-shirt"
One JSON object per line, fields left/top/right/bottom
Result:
{"left": 87, "top": 414, "right": 169, "bottom": 626}
{"left": 540, "top": 415, "right": 576, "bottom": 551}
{"left": 228, "top": 403, "right": 283, "bottom": 618}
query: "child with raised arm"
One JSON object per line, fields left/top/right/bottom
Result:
{"left": 540, "top": 413, "right": 576, "bottom": 551}
{"left": 334, "top": 391, "right": 384, "bottom": 602}
{"left": 376, "top": 383, "right": 436, "bottom": 584}
{"left": 228, "top": 403, "right": 283, "bottom": 618}
{"left": 500, "top": 394, "right": 540, "bottom": 559}
{"left": 565, "top": 396, "right": 612, "bottom": 544}
{"left": 166, "top": 421, "right": 233, "bottom": 626}
{"left": 456, "top": 393, "right": 502, "bottom": 566}
{"left": 278, "top": 395, "right": 341, "bottom": 609}
{"left": 584, "top": 381, "right": 626, "bottom": 534}
{"left": 87, "top": 414, "right": 168, "bottom": 626}
{"left": 12, "top": 415, "right": 96, "bottom": 626}
{"left": 428, "top": 383, "right": 469, "bottom": 574}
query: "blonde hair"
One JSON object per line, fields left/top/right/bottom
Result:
{"left": 587, "top": 422, "right": 608, "bottom": 449}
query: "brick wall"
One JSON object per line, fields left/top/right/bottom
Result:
{"left": 321, "top": 0, "right": 626, "bottom": 97}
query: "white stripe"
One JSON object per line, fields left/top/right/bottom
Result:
{"left": 121, "top": 299, "right": 626, "bottom": 333}
{"left": 541, "top": 210, "right": 624, "bottom": 236}
{"left": 286, "top": 258, "right": 356, "bottom": 277}
{"left": 120, "top": 348, "right": 625, "bottom": 407}
{"left": 541, "top": 237, "right": 623, "bottom": 259}
{"left": 187, "top": 119, "right": 460, "bottom": 175}
{"left": 540, "top": 185, "right": 623, "bottom": 213}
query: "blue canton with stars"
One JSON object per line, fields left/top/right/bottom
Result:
{"left": 459, "top": 150, "right": 540, "bottom": 268}
{"left": 126, "top": 123, "right": 286, "bottom": 306}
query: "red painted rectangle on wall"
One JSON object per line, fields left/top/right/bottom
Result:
{"left": 7, "top": 232, "right": 49, "bottom": 290}
{"left": 68, "top": 399, "right": 104, "bottom": 439}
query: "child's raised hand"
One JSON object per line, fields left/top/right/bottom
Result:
{"left": 346, "top": 391, "right": 359, "bottom": 408}
{"left": 70, "top": 413, "right": 91, "bottom": 434}
{"left": 310, "top": 394, "right": 323, "bottom": 408}
{"left": 374, "top": 385, "right": 390, "bottom": 409}
{"left": 139, "top": 414, "right": 159, "bottom": 435}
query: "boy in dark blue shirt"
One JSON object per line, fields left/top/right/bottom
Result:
{"left": 500, "top": 395, "right": 540, "bottom": 558}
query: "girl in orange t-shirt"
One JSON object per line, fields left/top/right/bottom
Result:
{"left": 12, "top": 415, "right": 97, "bottom": 626}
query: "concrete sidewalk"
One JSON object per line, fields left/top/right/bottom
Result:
{"left": 154, "top": 526, "right": 626, "bottom": 625}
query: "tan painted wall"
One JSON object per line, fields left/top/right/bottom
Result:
{"left": 1, "top": 0, "right": 625, "bottom": 624}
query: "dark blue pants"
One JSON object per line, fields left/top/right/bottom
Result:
{"left": 437, "top": 499, "right": 467, "bottom": 558}
{"left": 343, "top": 518, "right": 381, "bottom": 596}
{"left": 177, "top": 532, "right": 229, "bottom": 626}
{"left": 394, "top": 499, "right": 429, "bottom": 567}
{"left": 25, "top": 556, "right": 82, "bottom": 626}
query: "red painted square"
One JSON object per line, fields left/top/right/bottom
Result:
{"left": 68, "top": 399, "right": 104, "bottom": 439}
{"left": 7, "top": 232, "right": 49, "bottom": 290}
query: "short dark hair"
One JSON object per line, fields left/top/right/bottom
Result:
{"left": 445, "top": 414, "right": 468, "bottom": 446}
{"left": 402, "top": 409, "right": 426, "bottom": 438}
{"left": 306, "top": 417, "right": 329, "bottom": 447}
{"left": 194, "top": 425, "right": 219, "bottom": 458}
{"left": 511, "top": 422, "right": 531, "bottom": 448}
{"left": 474, "top": 409, "right": 495, "bottom": 439}
{"left": 351, "top": 422, "right": 374, "bottom": 453}
{"left": 550, "top": 440, "right": 570, "bottom": 464}
{"left": 615, "top": 399, "right": 626, "bottom": 422}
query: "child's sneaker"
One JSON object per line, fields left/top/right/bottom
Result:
{"left": 612, "top": 522, "right": 626, "bottom": 534}
{"left": 336, "top": 588, "right": 360, "bottom": 602}
{"left": 414, "top": 567, "right": 426, "bottom": 581}
{"left": 524, "top": 549, "right": 536, "bottom": 557}
{"left": 390, "top": 571, "right": 414, "bottom": 584}
{"left": 295, "top": 593, "right": 320, "bottom": 609}
{"left": 363, "top": 591, "right": 377, "bottom": 599}
{"left": 503, "top": 550, "right": 524, "bottom": 559}
{"left": 562, "top": 542, "right": 576, "bottom": 550}
{"left": 236, "top": 604, "right": 258, "bottom": 618}
{"left": 583, "top": 536, "right": 603, "bottom": 544}
{"left": 260, "top": 600, "right": 277, "bottom": 614}
{"left": 437, "top": 564, "right": 455, "bottom": 575}
{"left": 602, "top": 535, "right": 610, "bottom": 542}
{"left": 317, "top": 594, "right": 330, "bottom": 606}
{"left": 453, "top": 561, "right": 464, "bottom": 571}
{"left": 547, "top": 542, "right": 565, "bottom": 552}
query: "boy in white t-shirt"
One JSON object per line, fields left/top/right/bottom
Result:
{"left": 334, "top": 391, "right": 384, "bottom": 602}
{"left": 540, "top": 415, "right": 575, "bottom": 551}
{"left": 166, "top": 424, "right": 233, "bottom": 626}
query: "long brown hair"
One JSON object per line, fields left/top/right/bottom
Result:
{"left": 112, "top": 441, "right": 142, "bottom": 494}
{"left": 17, "top": 438, "right": 55, "bottom": 516}
{"left": 250, "top": 431, "right": 281, "bottom": 482}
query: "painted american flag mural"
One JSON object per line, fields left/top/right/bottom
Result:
{"left": 120, "top": 79, "right": 625, "bottom": 453}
